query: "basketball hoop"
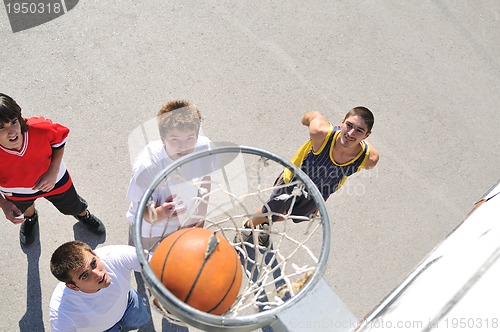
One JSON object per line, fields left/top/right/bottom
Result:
{"left": 134, "top": 145, "right": 331, "bottom": 331}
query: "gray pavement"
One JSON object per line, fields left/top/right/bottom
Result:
{"left": 1, "top": 1, "right": 499, "bottom": 331}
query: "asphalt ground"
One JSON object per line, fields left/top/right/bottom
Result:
{"left": 1, "top": 1, "right": 499, "bottom": 331}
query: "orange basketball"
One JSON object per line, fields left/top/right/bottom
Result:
{"left": 150, "top": 228, "right": 242, "bottom": 315}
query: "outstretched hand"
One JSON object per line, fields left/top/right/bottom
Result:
{"left": 158, "top": 199, "right": 187, "bottom": 220}
{"left": 146, "top": 194, "right": 187, "bottom": 222}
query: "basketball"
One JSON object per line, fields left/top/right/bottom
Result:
{"left": 150, "top": 228, "right": 242, "bottom": 315}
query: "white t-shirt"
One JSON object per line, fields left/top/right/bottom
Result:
{"left": 126, "top": 136, "right": 214, "bottom": 238}
{"left": 49, "top": 245, "right": 141, "bottom": 332}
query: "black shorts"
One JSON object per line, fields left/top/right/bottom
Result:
{"left": 10, "top": 184, "right": 88, "bottom": 216}
{"left": 261, "top": 175, "right": 318, "bottom": 223}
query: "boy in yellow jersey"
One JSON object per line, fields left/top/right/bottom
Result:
{"left": 240, "top": 107, "right": 379, "bottom": 245}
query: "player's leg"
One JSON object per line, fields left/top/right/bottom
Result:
{"left": 162, "top": 318, "right": 189, "bottom": 332}
{"left": 237, "top": 181, "right": 295, "bottom": 248}
{"left": 12, "top": 199, "right": 38, "bottom": 245}
{"left": 103, "top": 288, "right": 151, "bottom": 332}
{"left": 45, "top": 185, "right": 105, "bottom": 235}
{"left": 236, "top": 185, "right": 294, "bottom": 318}
{"left": 247, "top": 210, "right": 269, "bottom": 227}
{"left": 24, "top": 203, "right": 36, "bottom": 218}
{"left": 246, "top": 173, "right": 289, "bottom": 228}
{"left": 288, "top": 194, "right": 318, "bottom": 223}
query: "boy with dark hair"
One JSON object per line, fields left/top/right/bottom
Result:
{"left": 0, "top": 93, "right": 105, "bottom": 245}
{"left": 239, "top": 107, "right": 380, "bottom": 245}
{"left": 49, "top": 241, "right": 150, "bottom": 331}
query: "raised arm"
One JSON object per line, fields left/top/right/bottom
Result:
{"left": 301, "top": 111, "right": 331, "bottom": 152}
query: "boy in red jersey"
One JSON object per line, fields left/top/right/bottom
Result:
{"left": 0, "top": 93, "right": 105, "bottom": 245}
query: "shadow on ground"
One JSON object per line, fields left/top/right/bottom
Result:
{"left": 19, "top": 223, "right": 44, "bottom": 332}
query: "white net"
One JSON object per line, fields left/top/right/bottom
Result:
{"left": 134, "top": 145, "right": 330, "bottom": 331}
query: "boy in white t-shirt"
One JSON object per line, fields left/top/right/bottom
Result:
{"left": 126, "top": 100, "right": 212, "bottom": 251}
{"left": 49, "top": 241, "right": 150, "bottom": 331}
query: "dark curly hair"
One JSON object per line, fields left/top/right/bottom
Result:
{"left": 0, "top": 93, "right": 28, "bottom": 133}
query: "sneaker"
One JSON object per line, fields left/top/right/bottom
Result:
{"left": 75, "top": 211, "right": 106, "bottom": 235}
{"left": 235, "top": 219, "right": 252, "bottom": 244}
{"left": 258, "top": 222, "right": 270, "bottom": 248}
{"left": 20, "top": 210, "right": 38, "bottom": 245}
{"left": 235, "top": 220, "right": 270, "bottom": 247}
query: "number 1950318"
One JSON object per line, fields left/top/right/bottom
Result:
{"left": 443, "top": 317, "right": 498, "bottom": 329}
{"left": 5, "top": 2, "right": 63, "bottom": 14}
